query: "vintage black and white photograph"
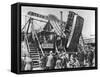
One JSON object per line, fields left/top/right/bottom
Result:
{"left": 21, "top": 6, "right": 96, "bottom": 71}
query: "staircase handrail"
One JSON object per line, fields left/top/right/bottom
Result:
{"left": 24, "top": 32, "right": 31, "bottom": 54}
{"left": 31, "top": 21, "right": 45, "bottom": 56}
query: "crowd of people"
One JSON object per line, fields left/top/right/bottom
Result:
{"left": 21, "top": 41, "right": 95, "bottom": 70}
{"left": 40, "top": 45, "right": 95, "bottom": 70}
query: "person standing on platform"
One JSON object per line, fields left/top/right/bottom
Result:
{"left": 46, "top": 51, "right": 54, "bottom": 69}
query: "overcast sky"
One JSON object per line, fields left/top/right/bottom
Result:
{"left": 21, "top": 6, "right": 95, "bottom": 39}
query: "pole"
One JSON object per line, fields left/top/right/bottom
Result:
{"left": 60, "top": 11, "right": 63, "bottom": 22}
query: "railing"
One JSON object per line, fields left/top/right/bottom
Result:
{"left": 22, "top": 18, "right": 31, "bottom": 54}
{"left": 31, "top": 20, "right": 45, "bottom": 56}
{"left": 24, "top": 33, "right": 30, "bottom": 54}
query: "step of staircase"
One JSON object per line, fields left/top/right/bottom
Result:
{"left": 30, "top": 53, "right": 39, "bottom": 55}
{"left": 32, "top": 61, "right": 40, "bottom": 68}
{"left": 32, "top": 65, "right": 40, "bottom": 68}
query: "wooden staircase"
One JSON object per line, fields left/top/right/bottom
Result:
{"left": 29, "top": 42, "right": 41, "bottom": 69}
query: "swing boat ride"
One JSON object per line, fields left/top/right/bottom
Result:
{"left": 21, "top": 11, "right": 85, "bottom": 69}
